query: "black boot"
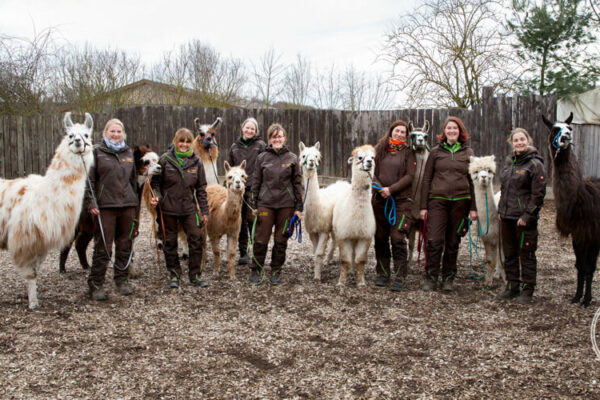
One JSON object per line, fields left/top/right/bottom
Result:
{"left": 496, "top": 282, "right": 520, "bottom": 300}
{"left": 516, "top": 284, "right": 534, "bottom": 304}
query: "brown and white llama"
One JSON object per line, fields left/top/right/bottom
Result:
{"left": 469, "top": 155, "right": 505, "bottom": 287}
{"left": 543, "top": 112, "right": 600, "bottom": 307}
{"left": 407, "top": 121, "right": 431, "bottom": 266}
{"left": 332, "top": 145, "right": 376, "bottom": 287}
{"left": 300, "top": 141, "right": 350, "bottom": 281}
{"left": 192, "top": 117, "right": 222, "bottom": 186}
{"left": 1, "top": 112, "right": 94, "bottom": 309}
{"left": 202, "top": 161, "right": 247, "bottom": 280}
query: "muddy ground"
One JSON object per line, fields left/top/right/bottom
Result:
{"left": 0, "top": 201, "right": 599, "bottom": 399}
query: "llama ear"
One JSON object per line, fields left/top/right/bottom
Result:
{"left": 211, "top": 117, "right": 222, "bottom": 130}
{"left": 63, "top": 112, "right": 73, "bottom": 131}
{"left": 240, "top": 160, "right": 246, "bottom": 170}
{"left": 424, "top": 120, "right": 430, "bottom": 133}
{"left": 314, "top": 141, "right": 320, "bottom": 151}
{"left": 84, "top": 112, "right": 93, "bottom": 131}
{"left": 194, "top": 117, "right": 201, "bottom": 130}
{"left": 565, "top": 112, "right": 573, "bottom": 125}
{"left": 541, "top": 115, "right": 554, "bottom": 130}
{"left": 347, "top": 156, "right": 354, "bottom": 165}
{"left": 299, "top": 141, "right": 305, "bottom": 152}
{"left": 408, "top": 121, "right": 414, "bottom": 132}
{"left": 469, "top": 156, "right": 475, "bottom": 162}
{"left": 490, "top": 155, "right": 495, "bottom": 162}
{"left": 224, "top": 161, "right": 231, "bottom": 172}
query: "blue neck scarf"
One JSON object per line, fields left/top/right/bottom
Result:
{"left": 104, "top": 137, "right": 126, "bottom": 151}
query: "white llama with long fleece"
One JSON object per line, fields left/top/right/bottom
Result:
{"left": 468, "top": 155, "right": 505, "bottom": 287}
{"left": 332, "top": 145, "right": 376, "bottom": 287}
{"left": 0, "top": 112, "right": 94, "bottom": 309}
{"left": 299, "top": 141, "right": 350, "bottom": 281}
{"left": 192, "top": 117, "right": 222, "bottom": 186}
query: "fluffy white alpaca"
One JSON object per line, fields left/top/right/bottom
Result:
{"left": 192, "top": 117, "right": 222, "bottom": 186}
{"left": 332, "top": 145, "right": 376, "bottom": 287}
{"left": 299, "top": 141, "right": 350, "bottom": 281}
{"left": 468, "top": 155, "right": 505, "bottom": 287}
{"left": 0, "top": 112, "right": 94, "bottom": 309}
{"left": 203, "top": 161, "right": 247, "bottom": 280}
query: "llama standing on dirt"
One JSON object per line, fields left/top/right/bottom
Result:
{"left": 407, "top": 121, "right": 431, "bottom": 266}
{"left": 203, "top": 161, "right": 247, "bottom": 280}
{"left": 469, "top": 155, "right": 505, "bottom": 287}
{"left": 0, "top": 112, "right": 94, "bottom": 309}
{"left": 300, "top": 141, "right": 350, "bottom": 281}
{"left": 543, "top": 113, "right": 600, "bottom": 307}
{"left": 332, "top": 145, "right": 376, "bottom": 287}
{"left": 192, "top": 117, "right": 222, "bottom": 186}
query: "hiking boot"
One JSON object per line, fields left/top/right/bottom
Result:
{"left": 116, "top": 281, "right": 133, "bottom": 296}
{"left": 422, "top": 278, "right": 436, "bottom": 292}
{"left": 90, "top": 286, "right": 108, "bottom": 301}
{"left": 390, "top": 278, "right": 405, "bottom": 292}
{"left": 375, "top": 275, "right": 390, "bottom": 287}
{"left": 496, "top": 283, "right": 520, "bottom": 301}
{"left": 516, "top": 285, "right": 534, "bottom": 304}
{"left": 270, "top": 272, "right": 282, "bottom": 286}
{"left": 168, "top": 276, "right": 179, "bottom": 289}
{"left": 249, "top": 269, "right": 261, "bottom": 284}
{"left": 238, "top": 254, "right": 250, "bottom": 265}
{"left": 441, "top": 280, "right": 454, "bottom": 292}
{"left": 190, "top": 275, "right": 209, "bottom": 288}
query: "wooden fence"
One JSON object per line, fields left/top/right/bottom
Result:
{"left": 2, "top": 88, "right": 584, "bottom": 181}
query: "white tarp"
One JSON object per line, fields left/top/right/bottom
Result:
{"left": 557, "top": 87, "right": 600, "bottom": 125}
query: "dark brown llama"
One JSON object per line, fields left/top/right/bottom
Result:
{"left": 543, "top": 112, "right": 600, "bottom": 307}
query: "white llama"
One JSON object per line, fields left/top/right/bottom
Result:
{"left": 332, "top": 145, "right": 376, "bottom": 287}
{"left": 407, "top": 121, "right": 431, "bottom": 266}
{"left": 0, "top": 112, "right": 94, "bottom": 309}
{"left": 468, "top": 155, "right": 505, "bottom": 287}
{"left": 192, "top": 117, "right": 222, "bottom": 186}
{"left": 299, "top": 141, "right": 350, "bottom": 281}
{"left": 203, "top": 161, "right": 247, "bottom": 280}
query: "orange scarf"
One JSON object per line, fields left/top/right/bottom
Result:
{"left": 389, "top": 139, "right": 406, "bottom": 153}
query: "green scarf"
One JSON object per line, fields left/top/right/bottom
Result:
{"left": 442, "top": 141, "right": 462, "bottom": 153}
{"left": 175, "top": 148, "right": 194, "bottom": 167}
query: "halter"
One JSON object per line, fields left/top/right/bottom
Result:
{"left": 552, "top": 127, "right": 576, "bottom": 150}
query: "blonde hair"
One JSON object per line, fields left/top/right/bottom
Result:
{"left": 507, "top": 128, "right": 533, "bottom": 146}
{"left": 267, "top": 123, "right": 286, "bottom": 140}
{"left": 103, "top": 118, "right": 126, "bottom": 139}
{"left": 242, "top": 117, "right": 259, "bottom": 134}
{"left": 172, "top": 128, "right": 194, "bottom": 145}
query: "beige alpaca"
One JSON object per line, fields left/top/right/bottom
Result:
{"left": 203, "top": 160, "right": 247, "bottom": 280}
{"left": 192, "top": 117, "right": 222, "bottom": 186}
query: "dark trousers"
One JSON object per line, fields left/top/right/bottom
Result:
{"left": 237, "top": 194, "right": 254, "bottom": 256}
{"left": 425, "top": 198, "right": 470, "bottom": 281}
{"left": 162, "top": 213, "right": 204, "bottom": 281}
{"left": 250, "top": 207, "right": 294, "bottom": 274}
{"left": 501, "top": 218, "right": 538, "bottom": 288}
{"left": 373, "top": 196, "right": 412, "bottom": 279}
{"left": 89, "top": 207, "right": 136, "bottom": 288}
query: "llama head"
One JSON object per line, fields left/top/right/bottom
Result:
{"left": 299, "top": 141, "right": 321, "bottom": 173}
{"left": 469, "top": 155, "right": 496, "bottom": 187}
{"left": 542, "top": 112, "right": 573, "bottom": 155}
{"left": 409, "top": 120, "right": 430, "bottom": 152}
{"left": 63, "top": 112, "right": 93, "bottom": 155}
{"left": 348, "top": 145, "right": 375, "bottom": 175}
{"left": 194, "top": 117, "right": 222, "bottom": 149}
{"left": 134, "top": 145, "right": 162, "bottom": 177}
{"left": 224, "top": 160, "right": 247, "bottom": 193}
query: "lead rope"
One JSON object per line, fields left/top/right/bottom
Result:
{"left": 144, "top": 177, "right": 168, "bottom": 289}
{"left": 477, "top": 192, "right": 490, "bottom": 237}
{"left": 467, "top": 218, "right": 486, "bottom": 280}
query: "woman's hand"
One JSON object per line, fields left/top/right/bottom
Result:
{"left": 90, "top": 208, "right": 100, "bottom": 215}
{"left": 517, "top": 217, "right": 526, "bottom": 226}
{"left": 150, "top": 197, "right": 158, "bottom": 208}
{"left": 420, "top": 209, "right": 427, "bottom": 220}
{"left": 295, "top": 211, "right": 303, "bottom": 220}
{"left": 380, "top": 187, "right": 391, "bottom": 198}
{"left": 202, "top": 215, "right": 208, "bottom": 225}
{"left": 470, "top": 210, "right": 478, "bottom": 221}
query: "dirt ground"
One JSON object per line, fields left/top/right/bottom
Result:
{"left": 1, "top": 201, "right": 599, "bottom": 399}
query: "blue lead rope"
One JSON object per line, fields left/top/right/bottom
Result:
{"left": 287, "top": 214, "right": 302, "bottom": 243}
{"left": 552, "top": 127, "right": 576, "bottom": 149}
{"left": 371, "top": 182, "right": 396, "bottom": 226}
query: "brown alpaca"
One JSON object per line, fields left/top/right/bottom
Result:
{"left": 543, "top": 112, "right": 600, "bottom": 307}
{"left": 192, "top": 117, "right": 222, "bottom": 186}
{"left": 202, "top": 160, "right": 247, "bottom": 280}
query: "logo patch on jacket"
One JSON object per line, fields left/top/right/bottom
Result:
{"left": 187, "top": 169, "right": 197, "bottom": 174}
{"left": 121, "top": 157, "right": 134, "bottom": 163}
{"left": 281, "top": 163, "right": 292, "bottom": 168}
{"left": 515, "top": 169, "right": 526, "bottom": 175}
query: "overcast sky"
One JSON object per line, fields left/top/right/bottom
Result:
{"left": 1, "top": 0, "right": 415, "bottom": 74}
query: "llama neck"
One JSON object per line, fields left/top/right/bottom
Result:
{"left": 225, "top": 187, "right": 243, "bottom": 215}
{"left": 352, "top": 168, "right": 372, "bottom": 195}
{"left": 474, "top": 181, "right": 498, "bottom": 217}
{"left": 45, "top": 141, "right": 93, "bottom": 182}
{"left": 553, "top": 148, "right": 584, "bottom": 213}
{"left": 303, "top": 168, "right": 320, "bottom": 206}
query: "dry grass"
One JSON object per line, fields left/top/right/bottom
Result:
{"left": 0, "top": 201, "right": 599, "bottom": 399}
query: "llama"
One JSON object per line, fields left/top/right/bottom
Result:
{"left": 469, "top": 155, "right": 505, "bottom": 287}
{"left": 407, "top": 121, "right": 431, "bottom": 266}
{"left": 332, "top": 145, "right": 376, "bottom": 287}
{"left": 299, "top": 141, "right": 350, "bottom": 281}
{"left": 0, "top": 112, "right": 94, "bottom": 309}
{"left": 192, "top": 117, "right": 222, "bottom": 186}
{"left": 542, "top": 112, "right": 600, "bottom": 307}
{"left": 202, "top": 161, "right": 247, "bottom": 280}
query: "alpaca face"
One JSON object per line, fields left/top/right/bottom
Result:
{"left": 469, "top": 155, "right": 496, "bottom": 188}
{"left": 63, "top": 112, "right": 93, "bottom": 155}
{"left": 475, "top": 168, "right": 494, "bottom": 186}
{"left": 142, "top": 152, "right": 162, "bottom": 176}
{"left": 194, "top": 117, "right": 222, "bottom": 149}
{"left": 350, "top": 146, "right": 375, "bottom": 174}
{"left": 299, "top": 141, "right": 321, "bottom": 171}
{"left": 224, "top": 160, "right": 247, "bottom": 192}
{"left": 409, "top": 121, "right": 430, "bottom": 151}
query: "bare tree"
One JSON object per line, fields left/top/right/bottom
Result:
{"left": 339, "top": 64, "right": 395, "bottom": 111}
{"left": 251, "top": 47, "right": 285, "bottom": 107}
{"left": 312, "top": 64, "right": 342, "bottom": 110}
{"left": 382, "top": 0, "right": 517, "bottom": 108}
{"left": 283, "top": 54, "right": 312, "bottom": 107}
{"left": 149, "top": 47, "right": 192, "bottom": 105}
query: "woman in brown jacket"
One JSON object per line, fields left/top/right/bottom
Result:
{"left": 87, "top": 119, "right": 138, "bottom": 300}
{"left": 150, "top": 128, "right": 209, "bottom": 289}
{"left": 420, "top": 116, "right": 477, "bottom": 292}
{"left": 249, "top": 123, "right": 304, "bottom": 285}
{"left": 497, "top": 128, "right": 546, "bottom": 304}
{"left": 372, "top": 120, "right": 417, "bottom": 291}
